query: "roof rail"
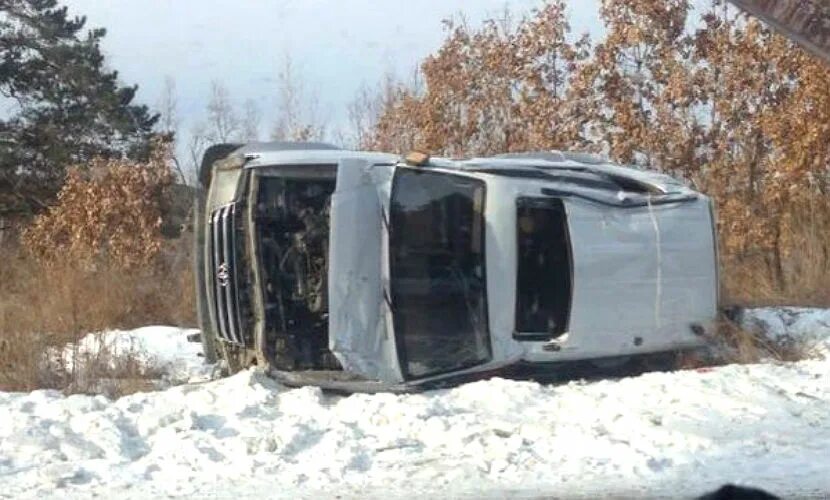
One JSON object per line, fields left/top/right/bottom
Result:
{"left": 493, "top": 151, "right": 566, "bottom": 162}
{"left": 561, "top": 151, "right": 606, "bottom": 165}
{"left": 493, "top": 150, "right": 606, "bottom": 165}
{"left": 235, "top": 141, "right": 341, "bottom": 155}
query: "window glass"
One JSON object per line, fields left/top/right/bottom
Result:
{"left": 515, "top": 198, "right": 572, "bottom": 338}
{"left": 390, "top": 169, "right": 490, "bottom": 378}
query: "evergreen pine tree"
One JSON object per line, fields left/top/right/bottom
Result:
{"left": 0, "top": 0, "right": 158, "bottom": 215}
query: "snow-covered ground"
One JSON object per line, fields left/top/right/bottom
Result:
{"left": 62, "top": 326, "right": 217, "bottom": 386}
{"left": 740, "top": 307, "right": 830, "bottom": 359}
{"left": 1, "top": 308, "right": 829, "bottom": 499}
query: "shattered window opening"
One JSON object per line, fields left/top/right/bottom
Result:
{"left": 514, "top": 197, "right": 572, "bottom": 339}
{"left": 390, "top": 168, "right": 491, "bottom": 379}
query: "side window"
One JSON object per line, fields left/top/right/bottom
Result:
{"left": 515, "top": 197, "right": 572, "bottom": 339}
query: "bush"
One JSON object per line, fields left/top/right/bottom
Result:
{"left": 1, "top": 142, "right": 196, "bottom": 395}
{"left": 22, "top": 142, "right": 174, "bottom": 270}
{"left": 0, "top": 240, "right": 195, "bottom": 394}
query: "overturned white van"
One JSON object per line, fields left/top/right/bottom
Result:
{"left": 195, "top": 142, "right": 719, "bottom": 391}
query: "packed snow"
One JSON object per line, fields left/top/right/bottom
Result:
{"left": 62, "top": 326, "right": 217, "bottom": 386}
{"left": 740, "top": 307, "right": 830, "bottom": 359}
{"left": 1, "top": 308, "right": 829, "bottom": 499}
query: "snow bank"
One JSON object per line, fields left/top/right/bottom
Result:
{"left": 0, "top": 340, "right": 827, "bottom": 496}
{"left": 62, "top": 327, "right": 216, "bottom": 385}
{"left": 2, "top": 308, "right": 829, "bottom": 498}
{"left": 740, "top": 307, "right": 830, "bottom": 359}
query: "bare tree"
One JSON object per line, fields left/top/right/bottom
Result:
{"left": 351, "top": 70, "right": 424, "bottom": 153}
{"left": 345, "top": 83, "right": 380, "bottom": 149}
{"left": 157, "top": 76, "right": 188, "bottom": 183}
{"left": 271, "top": 56, "right": 326, "bottom": 142}
{"left": 157, "top": 76, "right": 179, "bottom": 138}
{"left": 205, "top": 81, "right": 240, "bottom": 143}
{"left": 187, "top": 123, "right": 210, "bottom": 184}
{"left": 187, "top": 80, "right": 242, "bottom": 180}
{"left": 344, "top": 73, "right": 409, "bottom": 150}
{"left": 240, "top": 99, "right": 262, "bottom": 142}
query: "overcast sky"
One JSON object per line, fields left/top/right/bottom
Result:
{"left": 61, "top": 0, "right": 602, "bottom": 152}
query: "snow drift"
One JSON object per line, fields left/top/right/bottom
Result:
{"left": 1, "top": 308, "right": 829, "bottom": 499}
{"left": 62, "top": 326, "right": 216, "bottom": 386}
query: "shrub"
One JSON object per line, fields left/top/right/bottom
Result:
{"left": 1, "top": 141, "right": 196, "bottom": 395}
{"left": 0, "top": 240, "right": 195, "bottom": 394}
{"left": 22, "top": 142, "right": 174, "bottom": 270}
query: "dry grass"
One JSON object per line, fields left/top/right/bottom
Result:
{"left": 60, "top": 335, "right": 167, "bottom": 398}
{"left": 2, "top": 196, "right": 827, "bottom": 394}
{"left": 721, "top": 209, "right": 830, "bottom": 308}
{"left": 724, "top": 255, "right": 829, "bottom": 308}
{"left": 0, "top": 238, "right": 196, "bottom": 395}
{"left": 712, "top": 206, "right": 830, "bottom": 365}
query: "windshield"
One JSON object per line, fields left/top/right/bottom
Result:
{"left": 389, "top": 168, "right": 490, "bottom": 379}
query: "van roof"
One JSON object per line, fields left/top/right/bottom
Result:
{"left": 236, "top": 141, "right": 397, "bottom": 168}
{"left": 405, "top": 152, "right": 694, "bottom": 196}
{"left": 231, "top": 142, "right": 694, "bottom": 197}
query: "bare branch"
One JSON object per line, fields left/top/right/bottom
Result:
{"left": 240, "top": 99, "right": 261, "bottom": 142}
{"left": 205, "top": 81, "right": 240, "bottom": 143}
{"left": 271, "top": 55, "right": 326, "bottom": 142}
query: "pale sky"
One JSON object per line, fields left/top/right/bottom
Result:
{"left": 61, "top": 0, "right": 602, "bottom": 153}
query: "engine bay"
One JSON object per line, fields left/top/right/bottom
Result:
{"left": 254, "top": 175, "right": 340, "bottom": 371}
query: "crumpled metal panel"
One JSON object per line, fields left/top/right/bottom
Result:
{"left": 526, "top": 196, "right": 718, "bottom": 361}
{"left": 327, "top": 158, "right": 403, "bottom": 383}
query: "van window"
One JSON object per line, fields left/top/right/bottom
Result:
{"left": 515, "top": 197, "right": 572, "bottom": 339}
{"left": 390, "top": 169, "right": 490, "bottom": 379}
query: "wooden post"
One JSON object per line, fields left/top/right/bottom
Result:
{"left": 728, "top": 0, "right": 830, "bottom": 64}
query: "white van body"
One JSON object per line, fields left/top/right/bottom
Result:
{"left": 198, "top": 143, "right": 718, "bottom": 390}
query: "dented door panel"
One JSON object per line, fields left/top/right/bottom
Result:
{"left": 328, "top": 159, "right": 403, "bottom": 382}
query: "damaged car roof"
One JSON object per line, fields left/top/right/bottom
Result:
{"left": 425, "top": 152, "right": 693, "bottom": 196}
{"left": 230, "top": 141, "right": 690, "bottom": 198}
{"left": 233, "top": 141, "right": 398, "bottom": 168}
